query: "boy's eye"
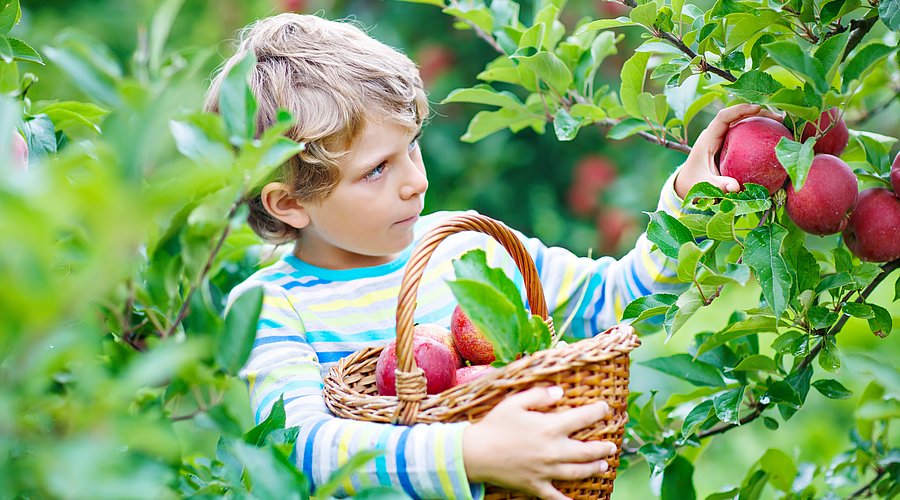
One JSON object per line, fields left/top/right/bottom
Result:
{"left": 363, "top": 163, "right": 386, "bottom": 181}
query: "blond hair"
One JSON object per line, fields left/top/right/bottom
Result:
{"left": 205, "top": 13, "right": 429, "bottom": 244}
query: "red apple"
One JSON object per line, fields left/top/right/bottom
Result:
{"left": 568, "top": 155, "right": 617, "bottom": 216}
{"left": 417, "top": 44, "right": 454, "bottom": 87}
{"left": 375, "top": 336, "right": 457, "bottom": 396}
{"left": 450, "top": 305, "right": 495, "bottom": 365}
{"left": 891, "top": 151, "right": 899, "bottom": 195}
{"left": 596, "top": 207, "right": 636, "bottom": 254}
{"left": 801, "top": 107, "right": 849, "bottom": 157}
{"left": 785, "top": 154, "right": 858, "bottom": 235}
{"left": 10, "top": 132, "right": 27, "bottom": 171}
{"left": 842, "top": 188, "right": 900, "bottom": 262}
{"left": 454, "top": 365, "right": 497, "bottom": 386}
{"left": 719, "top": 117, "right": 792, "bottom": 194}
{"left": 414, "top": 323, "right": 463, "bottom": 368}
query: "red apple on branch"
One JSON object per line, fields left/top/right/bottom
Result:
{"left": 842, "top": 188, "right": 900, "bottom": 262}
{"left": 785, "top": 154, "right": 858, "bottom": 236}
{"left": 801, "top": 107, "right": 849, "bottom": 157}
{"left": 719, "top": 117, "right": 792, "bottom": 195}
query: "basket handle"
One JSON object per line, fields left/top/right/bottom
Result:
{"left": 392, "top": 213, "right": 551, "bottom": 425}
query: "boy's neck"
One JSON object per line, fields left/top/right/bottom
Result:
{"left": 291, "top": 242, "right": 404, "bottom": 271}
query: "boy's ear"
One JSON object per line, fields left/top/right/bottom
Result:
{"left": 260, "top": 182, "right": 311, "bottom": 229}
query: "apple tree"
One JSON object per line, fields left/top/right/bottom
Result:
{"left": 404, "top": 0, "right": 899, "bottom": 497}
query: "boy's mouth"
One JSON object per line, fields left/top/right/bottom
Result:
{"left": 394, "top": 213, "right": 420, "bottom": 225}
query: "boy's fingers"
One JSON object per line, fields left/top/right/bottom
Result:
{"left": 554, "top": 401, "right": 610, "bottom": 434}
{"left": 558, "top": 439, "right": 618, "bottom": 462}
{"left": 501, "top": 386, "right": 565, "bottom": 412}
{"left": 710, "top": 175, "right": 741, "bottom": 193}
{"left": 534, "top": 481, "right": 569, "bottom": 500}
{"left": 551, "top": 460, "right": 609, "bottom": 481}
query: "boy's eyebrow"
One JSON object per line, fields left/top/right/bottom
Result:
{"left": 354, "top": 129, "right": 422, "bottom": 172}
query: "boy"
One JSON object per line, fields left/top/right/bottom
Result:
{"left": 209, "top": 13, "right": 779, "bottom": 500}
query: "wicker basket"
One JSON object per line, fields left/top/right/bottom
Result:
{"left": 323, "top": 214, "right": 640, "bottom": 499}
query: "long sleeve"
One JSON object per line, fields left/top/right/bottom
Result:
{"left": 506, "top": 170, "right": 690, "bottom": 338}
{"left": 230, "top": 281, "right": 482, "bottom": 500}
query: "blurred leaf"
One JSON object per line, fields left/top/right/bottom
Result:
{"left": 170, "top": 119, "right": 233, "bottom": 165}
{"left": 744, "top": 224, "right": 793, "bottom": 319}
{"left": 757, "top": 448, "right": 796, "bottom": 492}
{"left": 641, "top": 354, "right": 726, "bottom": 387}
{"left": 460, "top": 107, "right": 534, "bottom": 142}
{"left": 841, "top": 43, "right": 897, "bottom": 93}
{"left": 219, "top": 51, "right": 258, "bottom": 144}
{"left": 812, "top": 379, "right": 853, "bottom": 399}
{"left": 22, "top": 114, "right": 56, "bottom": 159}
{"left": 244, "top": 397, "right": 287, "bottom": 446}
{"left": 314, "top": 449, "right": 384, "bottom": 499}
{"left": 7, "top": 37, "right": 41, "bottom": 64}
{"left": 713, "top": 386, "right": 745, "bottom": 424}
{"left": 42, "top": 38, "right": 121, "bottom": 107}
{"left": 149, "top": 0, "right": 185, "bottom": 74}
{"left": 880, "top": 0, "right": 900, "bottom": 30}
{"left": 0, "top": 0, "right": 19, "bottom": 35}
{"left": 218, "top": 286, "right": 263, "bottom": 375}
{"left": 661, "top": 455, "right": 696, "bottom": 500}
{"left": 575, "top": 17, "right": 638, "bottom": 34}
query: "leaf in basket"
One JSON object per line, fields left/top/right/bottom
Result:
{"left": 446, "top": 279, "right": 522, "bottom": 363}
{"left": 526, "top": 314, "right": 553, "bottom": 353}
{"left": 452, "top": 249, "right": 527, "bottom": 313}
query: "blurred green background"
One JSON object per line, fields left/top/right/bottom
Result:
{"left": 7, "top": 0, "right": 899, "bottom": 498}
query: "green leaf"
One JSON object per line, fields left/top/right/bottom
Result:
{"left": 697, "top": 263, "right": 751, "bottom": 287}
{"left": 22, "top": 114, "right": 57, "bottom": 159}
{"left": 768, "top": 86, "right": 822, "bottom": 122}
{"left": 460, "top": 107, "right": 534, "bottom": 142}
{"left": 646, "top": 210, "right": 693, "bottom": 259}
{"left": 706, "top": 208, "right": 737, "bottom": 241}
{"left": 315, "top": 449, "right": 385, "bottom": 499}
{"left": 842, "top": 43, "right": 898, "bottom": 93}
{"left": 757, "top": 448, "right": 796, "bottom": 492}
{"left": 677, "top": 241, "right": 706, "bottom": 282}
{"left": 816, "top": 272, "right": 854, "bottom": 293}
{"left": 607, "top": 118, "right": 651, "bottom": 140}
{"left": 575, "top": 17, "right": 638, "bottom": 34}
{"left": 843, "top": 302, "right": 874, "bottom": 319}
{"left": 683, "top": 92, "right": 720, "bottom": 133}
{"left": 812, "top": 379, "right": 853, "bottom": 399}
{"left": 513, "top": 51, "right": 572, "bottom": 95}
{"left": 713, "top": 386, "right": 745, "bottom": 424}
{"left": 244, "top": 397, "right": 286, "bottom": 446}
{"left": 744, "top": 224, "right": 793, "bottom": 319}
{"left": 630, "top": 2, "right": 659, "bottom": 26}
{"left": 219, "top": 52, "right": 258, "bottom": 144}
{"left": 681, "top": 400, "right": 714, "bottom": 437}
{"left": 7, "top": 36, "right": 41, "bottom": 64}
{"left": 636, "top": 92, "right": 669, "bottom": 124}
{"left": 665, "top": 287, "right": 710, "bottom": 340}
{"left": 639, "top": 443, "right": 676, "bottom": 476}
{"left": 219, "top": 286, "right": 264, "bottom": 375}
{"left": 879, "top": 0, "right": 900, "bottom": 30}
{"left": 697, "top": 316, "right": 778, "bottom": 356}
{"left": 808, "top": 306, "right": 839, "bottom": 329}
{"left": 776, "top": 136, "right": 817, "bottom": 192}
{"left": 819, "top": 337, "right": 841, "bottom": 372}
{"left": 641, "top": 354, "right": 726, "bottom": 387}
{"left": 771, "top": 330, "right": 805, "bottom": 353}
{"left": 724, "top": 70, "right": 784, "bottom": 104}
{"left": 441, "top": 85, "right": 524, "bottom": 109}
{"left": 729, "top": 354, "right": 778, "bottom": 372}
{"left": 763, "top": 41, "right": 828, "bottom": 93}
{"left": 661, "top": 455, "right": 696, "bottom": 500}
{"left": 622, "top": 293, "right": 679, "bottom": 323}
{"left": 784, "top": 241, "right": 819, "bottom": 294}
{"left": 401, "top": 0, "right": 445, "bottom": 5}
{"left": 443, "top": 6, "right": 493, "bottom": 33}
{"left": 170, "top": 119, "right": 233, "bottom": 165}
{"left": 767, "top": 380, "right": 802, "bottom": 408}
{"left": 867, "top": 303, "right": 893, "bottom": 338}
{"left": 620, "top": 52, "right": 651, "bottom": 119}
{"left": 814, "top": 31, "right": 850, "bottom": 83}
{"left": 553, "top": 107, "right": 581, "bottom": 141}
{"left": 682, "top": 181, "right": 724, "bottom": 209}
{"left": 0, "top": 0, "right": 19, "bottom": 35}
{"left": 724, "top": 183, "right": 771, "bottom": 215}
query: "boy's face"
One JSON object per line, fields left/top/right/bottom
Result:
{"left": 293, "top": 117, "right": 427, "bottom": 269}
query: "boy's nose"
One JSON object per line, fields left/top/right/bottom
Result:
{"left": 399, "top": 159, "right": 428, "bottom": 200}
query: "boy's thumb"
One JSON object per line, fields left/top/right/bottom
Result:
{"left": 502, "top": 386, "right": 565, "bottom": 411}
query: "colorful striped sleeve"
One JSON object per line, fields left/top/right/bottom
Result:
{"left": 228, "top": 281, "right": 482, "bottom": 500}
{"left": 511, "top": 168, "right": 690, "bottom": 338}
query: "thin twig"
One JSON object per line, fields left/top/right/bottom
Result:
{"left": 852, "top": 89, "right": 900, "bottom": 125}
{"left": 656, "top": 30, "right": 737, "bottom": 83}
{"left": 849, "top": 467, "right": 887, "bottom": 498}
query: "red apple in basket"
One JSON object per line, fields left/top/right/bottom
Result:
{"left": 451, "top": 305, "right": 496, "bottom": 365}
{"left": 414, "top": 323, "right": 463, "bottom": 368}
{"left": 454, "top": 365, "right": 497, "bottom": 386}
{"left": 375, "top": 336, "right": 457, "bottom": 396}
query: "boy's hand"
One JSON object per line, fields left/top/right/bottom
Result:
{"left": 462, "top": 386, "right": 617, "bottom": 499}
{"left": 674, "top": 103, "right": 783, "bottom": 199}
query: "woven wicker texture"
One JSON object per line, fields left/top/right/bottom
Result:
{"left": 323, "top": 213, "right": 640, "bottom": 499}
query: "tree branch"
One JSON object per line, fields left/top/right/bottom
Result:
{"left": 695, "top": 257, "right": 900, "bottom": 439}
{"left": 844, "top": 16, "right": 880, "bottom": 60}
{"left": 849, "top": 467, "right": 887, "bottom": 498}
{"left": 656, "top": 30, "right": 737, "bottom": 83}
{"left": 852, "top": 89, "right": 900, "bottom": 126}
{"left": 163, "top": 203, "right": 238, "bottom": 339}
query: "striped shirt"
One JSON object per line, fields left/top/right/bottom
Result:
{"left": 227, "top": 172, "right": 688, "bottom": 498}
